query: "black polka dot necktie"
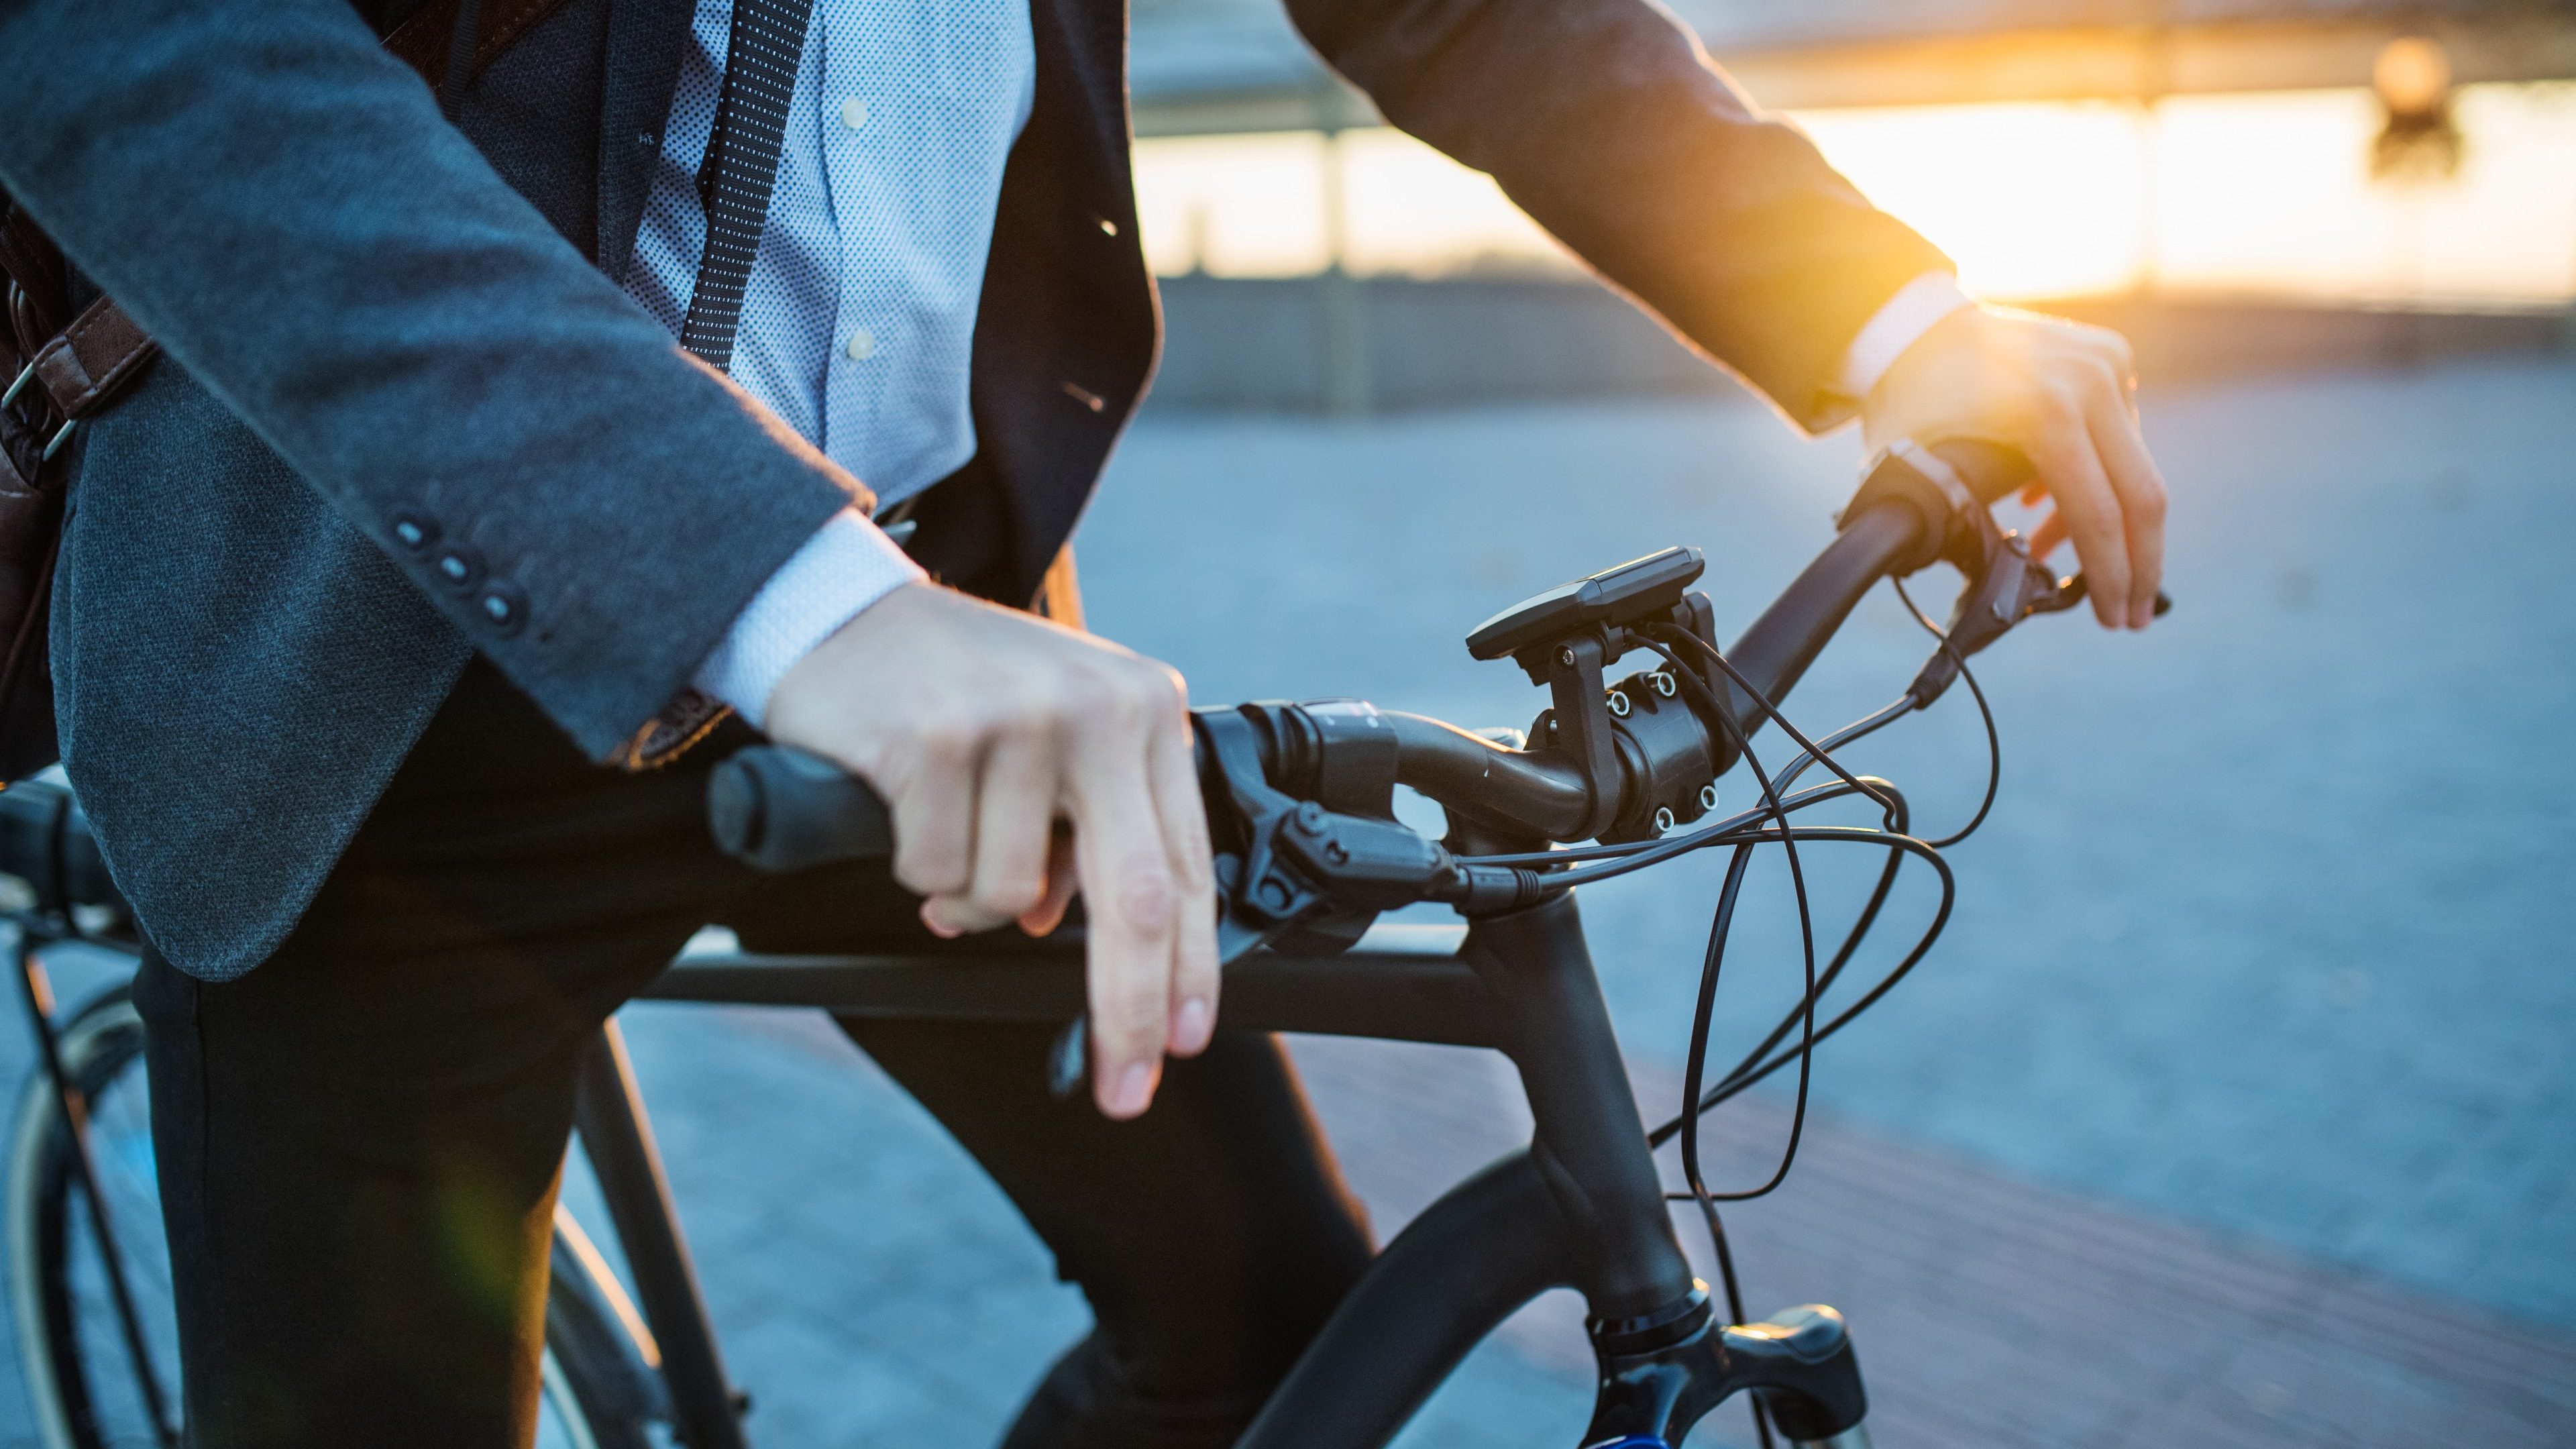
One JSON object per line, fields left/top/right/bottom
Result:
{"left": 680, "top": 0, "right": 819, "bottom": 371}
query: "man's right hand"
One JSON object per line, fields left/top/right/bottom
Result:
{"left": 763, "top": 582, "right": 1218, "bottom": 1121}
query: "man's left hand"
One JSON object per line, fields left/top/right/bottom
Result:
{"left": 1860, "top": 303, "right": 2169, "bottom": 631}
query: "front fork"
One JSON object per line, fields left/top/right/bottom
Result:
{"left": 1458, "top": 891, "right": 1872, "bottom": 1449}
{"left": 1583, "top": 1292, "right": 1872, "bottom": 1449}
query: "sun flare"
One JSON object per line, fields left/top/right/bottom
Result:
{"left": 1133, "top": 83, "right": 2576, "bottom": 307}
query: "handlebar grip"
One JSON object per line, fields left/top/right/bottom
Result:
{"left": 0, "top": 777, "right": 128, "bottom": 917}
{"left": 707, "top": 745, "right": 895, "bottom": 873}
{"left": 1841, "top": 438, "right": 2038, "bottom": 576}
{"left": 1925, "top": 437, "right": 2035, "bottom": 505}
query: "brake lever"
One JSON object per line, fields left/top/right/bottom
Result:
{"left": 1044, "top": 885, "right": 1320, "bottom": 1103}
{"left": 1049, "top": 712, "right": 1479, "bottom": 1104}
{"left": 2026, "top": 571, "right": 2175, "bottom": 620}
{"left": 1910, "top": 525, "right": 2176, "bottom": 708}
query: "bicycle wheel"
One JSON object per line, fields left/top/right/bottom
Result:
{"left": 6, "top": 984, "right": 666, "bottom": 1449}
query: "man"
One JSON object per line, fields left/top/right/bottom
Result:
{"left": 0, "top": 0, "right": 2166, "bottom": 1442}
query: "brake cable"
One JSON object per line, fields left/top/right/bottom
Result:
{"left": 1648, "top": 570, "right": 2010, "bottom": 1130}
{"left": 1892, "top": 575, "right": 2005, "bottom": 849}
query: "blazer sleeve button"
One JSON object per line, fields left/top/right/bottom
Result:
{"left": 432, "top": 545, "right": 485, "bottom": 592}
{"left": 390, "top": 509, "right": 440, "bottom": 553}
{"left": 478, "top": 580, "right": 527, "bottom": 637}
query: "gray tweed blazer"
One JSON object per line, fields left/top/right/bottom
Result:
{"left": 0, "top": 0, "right": 1944, "bottom": 980}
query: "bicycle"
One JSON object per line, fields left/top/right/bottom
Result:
{"left": 2, "top": 438, "right": 2143, "bottom": 1448}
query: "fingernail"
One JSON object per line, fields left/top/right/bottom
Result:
{"left": 918, "top": 902, "right": 963, "bottom": 939}
{"left": 1106, "top": 1062, "right": 1154, "bottom": 1118}
{"left": 1172, "top": 998, "right": 1212, "bottom": 1054}
{"left": 2133, "top": 603, "right": 2153, "bottom": 630}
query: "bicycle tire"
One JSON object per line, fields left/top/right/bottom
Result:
{"left": 6, "top": 983, "right": 667, "bottom": 1449}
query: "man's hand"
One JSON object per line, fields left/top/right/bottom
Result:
{"left": 1860, "top": 303, "right": 2168, "bottom": 631}
{"left": 764, "top": 583, "right": 1218, "bottom": 1120}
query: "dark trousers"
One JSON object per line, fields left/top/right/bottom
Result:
{"left": 134, "top": 661, "right": 1374, "bottom": 1448}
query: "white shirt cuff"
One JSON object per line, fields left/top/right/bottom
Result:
{"left": 695, "top": 508, "right": 926, "bottom": 729}
{"left": 1833, "top": 271, "right": 1977, "bottom": 403}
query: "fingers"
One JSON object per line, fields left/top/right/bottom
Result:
{"left": 2087, "top": 326, "right": 2141, "bottom": 423}
{"left": 885, "top": 727, "right": 977, "bottom": 916}
{"left": 1849, "top": 303, "right": 2163, "bottom": 631}
{"left": 1016, "top": 826, "right": 1079, "bottom": 937}
{"left": 2025, "top": 411, "right": 2131, "bottom": 631}
{"left": 766, "top": 590, "right": 1215, "bottom": 1119}
{"left": 1146, "top": 684, "right": 1220, "bottom": 1057}
{"left": 1066, "top": 714, "right": 1182, "bottom": 1120}
{"left": 2083, "top": 384, "right": 2168, "bottom": 629}
{"left": 922, "top": 729, "right": 1057, "bottom": 936}
{"left": 2028, "top": 508, "right": 2069, "bottom": 564}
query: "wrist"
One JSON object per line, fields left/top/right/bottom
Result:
{"left": 696, "top": 509, "right": 926, "bottom": 729}
{"left": 765, "top": 580, "right": 933, "bottom": 745}
{"left": 1834, "top": 273, "right": 1977, "bottom": 429}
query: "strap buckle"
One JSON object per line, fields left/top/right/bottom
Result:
{"left": 5, "top": 361, "right": 78, "bottom": 469}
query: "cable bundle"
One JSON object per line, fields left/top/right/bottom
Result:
{"left": 1458, "top": 583, "right": 2000, "bottom": 1449}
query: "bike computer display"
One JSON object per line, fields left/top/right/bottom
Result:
{"left": 1463, "top": 547, "right": 1705, "bottom": 663}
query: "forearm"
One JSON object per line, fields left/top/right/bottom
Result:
{"left": 0, "top": 0, "right": 861, "bottom": 757}
{"left": 1287, "top": 0, "right": 1949, "bottom": 426}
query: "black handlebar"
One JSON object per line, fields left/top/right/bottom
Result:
{"left": 0, "top": 775, "right": 128, "bottom": 921}
{"left": 1719, "top": 437, "right": 2033, "bottom": 731}
{"left": 706, "top": 438, "right": 2065, "bottom": 879}
{"left": 707, "top": 745, "right": 894, "bottom": 871}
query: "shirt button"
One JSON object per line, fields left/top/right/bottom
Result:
{"left": 839, "top": 97, "right": 868, "bottom": 131}
{"left": 845, "top": 328, "right": 876, "bottom": 360}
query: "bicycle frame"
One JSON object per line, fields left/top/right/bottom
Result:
{"left": 0, "top": 853, "right": 1872, "bottom": 1449}
{"left": 7, "top": 704, "right": 1919, "bottom": 1445}
{"left": 3, "top": 439, "right": 2096, "bottom": 1448}
{"left": 610, "top": 889, "right": 1872, "bottom": 1449}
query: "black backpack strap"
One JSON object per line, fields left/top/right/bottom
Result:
{"left": 2, "top": 297, "right": 160, "bottom": 480}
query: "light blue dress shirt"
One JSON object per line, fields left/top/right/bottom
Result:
{"left": 627, "top": 0, "right": 1967, "bottom": 729}
{"left": 624, "top": 0, "right": 1036, "bottom": 725}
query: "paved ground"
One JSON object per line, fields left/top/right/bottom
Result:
{"left": 0, "top": 354, "right": 2570, "bottom": 1445}
{"left": 1075, "top": 354, "right": 2576, "bottom": 1329}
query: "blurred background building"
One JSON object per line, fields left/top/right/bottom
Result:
{"left": 1127, "top": 0, "right": 2576, "bottom": 410}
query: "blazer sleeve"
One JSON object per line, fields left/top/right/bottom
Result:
{"left": 0, "top": 0, "right": 869, "bottom": 759}
{"left": 1284, "top": 0, "right": 1954, "bottom": 429}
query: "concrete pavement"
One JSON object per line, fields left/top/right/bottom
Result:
{"left": 0, "top": 353, "right": 2570, "bottom": 1444}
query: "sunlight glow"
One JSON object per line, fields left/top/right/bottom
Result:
{"left": 1790, "top": 100, "right": 2154, "bottom": 299}
{"left": 2151, "top": 85, "right": 2576, "bottom": 306}
{"left": 1131, "top": 83, "right": 2576, "bottom": 307}
{"left": 1133, "top": 130, "right": 1564, "bottom": 278}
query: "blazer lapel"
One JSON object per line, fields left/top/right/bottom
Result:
{"left": 1028, "top": 0, "right": 1128, "bottom": 169}
{"left": 594, "top": 0, "right": 698, "bottom": 279}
